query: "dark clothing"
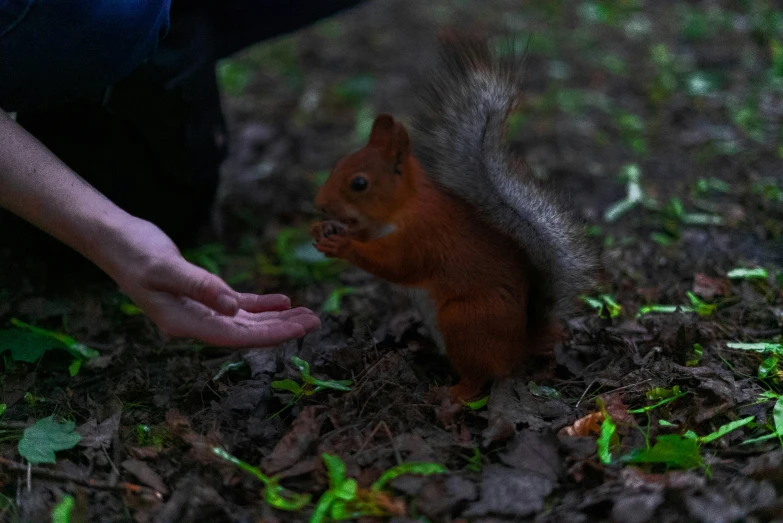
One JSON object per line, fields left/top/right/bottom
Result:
{"left": 0, "top": 0, "right": 365, "bottom": 281}
{"left": 0, "top": 0, "right": 364, "bottom": 112}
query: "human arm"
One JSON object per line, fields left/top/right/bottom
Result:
{"left": 0, "top": 109, "right": 320, "bottom": 347}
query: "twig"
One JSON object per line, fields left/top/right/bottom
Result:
{"left": 0, "top": 457, "right": 163, "bottom": 499}
{"left": 575, "top": 379, "right": 597, "bottom": 409}
{"left": 381, "top": 421, "right": 402, "bottom": 466}
{"left": 0, "top": 422, "right": 31, "bottom": 430}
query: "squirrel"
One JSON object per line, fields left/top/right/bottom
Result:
{"left": 311, "top": 33, "right": 598, "bottom": 402}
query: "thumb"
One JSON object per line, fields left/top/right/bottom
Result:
{"left": 149, "top": 259, "right": 239, "bottom": 316}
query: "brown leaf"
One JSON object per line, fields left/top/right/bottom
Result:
{"left": 2, "top": 371, "right": 35, "bottom": 407}
{"left": 557, "top": 412, "right": 603, "bottom": 438}
{"left": 165, "top": 409, "right": 222, "bottom": 464}
{"left": 122, "top": 459, "right": 169, "bottom": 495}
{"left": 600, "top": 393, "right": 635, "bottom": 430}
{"left": 261, "top": 406, "right": 324, "bottom": 474}
{"left": 693, "top": 273, "right": 731, "bottom": 300}
{"left": 128, "top": 447, "right": 161, "bottom": 461}
{"left": 77, "top": 412, "right": 121, "bottom": 450}
{"left": 500, "top": 431, "right": 561, "bottom": 482}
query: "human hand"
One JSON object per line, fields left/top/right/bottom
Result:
{"left": 0, "top": 111, "right": 318, "bottom": 347}
{"left": 101, "top": 219, "right": 321, "bottom": 348}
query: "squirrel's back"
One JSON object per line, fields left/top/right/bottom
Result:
{"left": 411, "top": 32, "right": 597, "bottom": 317}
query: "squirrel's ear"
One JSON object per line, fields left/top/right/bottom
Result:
{"left": 390, "top": 122, "right": 410, "bottom": 173}
{"left": 368, "top": 114, "right": 396, "bottom": 148}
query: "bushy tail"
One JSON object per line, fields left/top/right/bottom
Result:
{"left": 411, "top": 32, "right": 597, "bottom": 316}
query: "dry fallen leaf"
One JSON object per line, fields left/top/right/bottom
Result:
{"left": 693, "top": 273, "right": 731, "bottom": 300}
{"left": 261, "top": 405, "right": 325, "bottom": 474}
{"left": 558, "top": 411, "right": 604, "bottom": 438}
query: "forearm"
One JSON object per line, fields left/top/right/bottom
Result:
{"left": 0, "top": 109, "right": 139, "bottom": 277}
{"left": 0, "top": 111, "right": 321, "bottom": 346}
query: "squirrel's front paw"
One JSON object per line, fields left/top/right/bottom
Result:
{"left": 312, "top": 221, "right": 350, "bottom": 258}
{"left": 310, "top": 220, "right": 347, "bottom": 241}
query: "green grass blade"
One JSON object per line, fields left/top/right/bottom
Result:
{"left": 371, "top": 462, "right": 448, "bottom": 492}
{"left": 597, "top": 417, "right": 616, "bottom": 464}
{"left": 698, "top": 416, "right": 754, "bottom": 444}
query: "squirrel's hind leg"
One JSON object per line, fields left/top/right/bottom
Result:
{"left": 438, "top": 300, "right": 526, "bottom": 403}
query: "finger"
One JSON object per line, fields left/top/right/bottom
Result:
{"left": 241, "top": 308, "right": 320, "bottom": 331}
{"left": 148, "top": 295, "right": 317, "bottom": 348}
{"left": 201, "top": 319, "right": 308, "bottom": 348}
{"left": 284, "top": 312, "right": 321, "bottom": 334}
{"left": 278, "top": 307, "right": 317, "bottom": 320}
{"left": 149, "top": 260, "right": 239, "bottom": 316}
{"left": 236, "top": 293, "right": 291, "bottom": 313}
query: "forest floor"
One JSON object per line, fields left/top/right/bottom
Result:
{"left": 1, "top": 1, "right": 783, "bottom": 522}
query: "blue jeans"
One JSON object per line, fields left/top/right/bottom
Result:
{"left": 0, "top": 0, "right": 365, "bottom": 112}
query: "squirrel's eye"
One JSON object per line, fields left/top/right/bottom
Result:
{"left": 350, "top": 176, "right": 368, "bottom": 192}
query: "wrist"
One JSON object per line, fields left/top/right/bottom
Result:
{"left": 81, "top": 212, "right": 173, "bottom": 287}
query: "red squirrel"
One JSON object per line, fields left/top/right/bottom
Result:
{"left": 311, "top": 34, "right": 597, "bottom": 402}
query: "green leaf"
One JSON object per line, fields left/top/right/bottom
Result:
{"left": 698, "top": 416, "right": 754, "bottom": 444}
{"left": 582, "top": 294, "right": 622, "bottom": 319}
{"left": 646, "top": 386, "right": 682, "bottom": 400}
{"left": 322, "top": 453, "right": 347, "bottom": 488}
{"left": 211, "top": 447, "right": 311, "bottom": 511}
{"left": 212, "top": 447, "right": 266, "bottom": 483}
{"left": 741, "top": 432, "right": 780, "bottom": 445}
{"left": 597, "top": 417, "right": 616, "bottom": 465}
{"left": 371, "top": 462, "right": 447, "bottom": 492}
{"left": 727, "top": 267, "right": 768, "bottom": 279}
{"left": 9, "top": 319, "right": 99, "bottom": 360}
{"left": 464, "top": 448, "right": 483, "bottom": 472}
{"left": 0, "top": 404, "right": 6, "bottom": 417}
{"left": 601, "top": 295, "right": 622, "bottom": 318}
{"left": 774, "top": 396, "right": 783, "bottom": 440}
{"left": 758, "top": 357, "right": 779, "bottom": 380}
{"left": 628, "top": 392, "right": 687, "bottom": 414}
{"left": 658, "top": 419, "right": 678, "bottom": 427}
{"left": 330, "top": 499, "right": 363, "bottom": 520}
{"left": 291, "top": 356, "right": 311, "bottom": 380}
{"left": 310, "top": 491, "right": 336, "bottom": 523}
{"left": 321, "top": 287, "right": 357, "bottom": 315}
{"left": 310, "top": 378, "right": 352, "bottom": 392}
{"left": 687, "top": 343, "right": 704, "bottom": 367}
{"left": 334, "top": 478, "right": 357, "bottom": 501}
{"left": 681, "top": 213, "right": 723, "bottom": 226}
{"left": 271, "top": 379, "right": 303, "bottom": 395}
{"left": 0, "top": 329, "right": 58, "bottom": 363}
{"left": 528, "top": 381, "right": 561, "bottom": 399}
{"left": 265, "top": 476, "right": 311, "bottom": 511}
{"left": 637, "top": 304, "right": 695, "bottom": 318}
{"left": 212, "top": 361, "right": 247, "bottom": 382}
{"left": 68, "top": 359, "right": 82, "bottom": 377}
{"left": 51, "top": 494, "right": 75, "bottom": 523}
{"left": 604, "top": 198, "right": 639, "bottom": 223}
{"left": 119, "top": 303, "right": 144, "bottom": 316}
{"left": 726, "top": 342, "right": 783, "bottom": 356}
{"left": 216, "top": 59, "right": 254, "bottom": 96}
{"left": 462, "top": 397, "right": 488, "bottom": 410}
{"left": 650, "top": 232, "right": 674, "bottom": 246}
{"left": 622, "top": 435, "right": 703, "bottom": 469}
{"left": 18, "top": 416, "right": 81, "bottom": 465}
{"left": 462, "top": 395, "right": 489, "bottom": 410}
{"left": 686, "top": 291, "right": 717, "bottom": 317}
